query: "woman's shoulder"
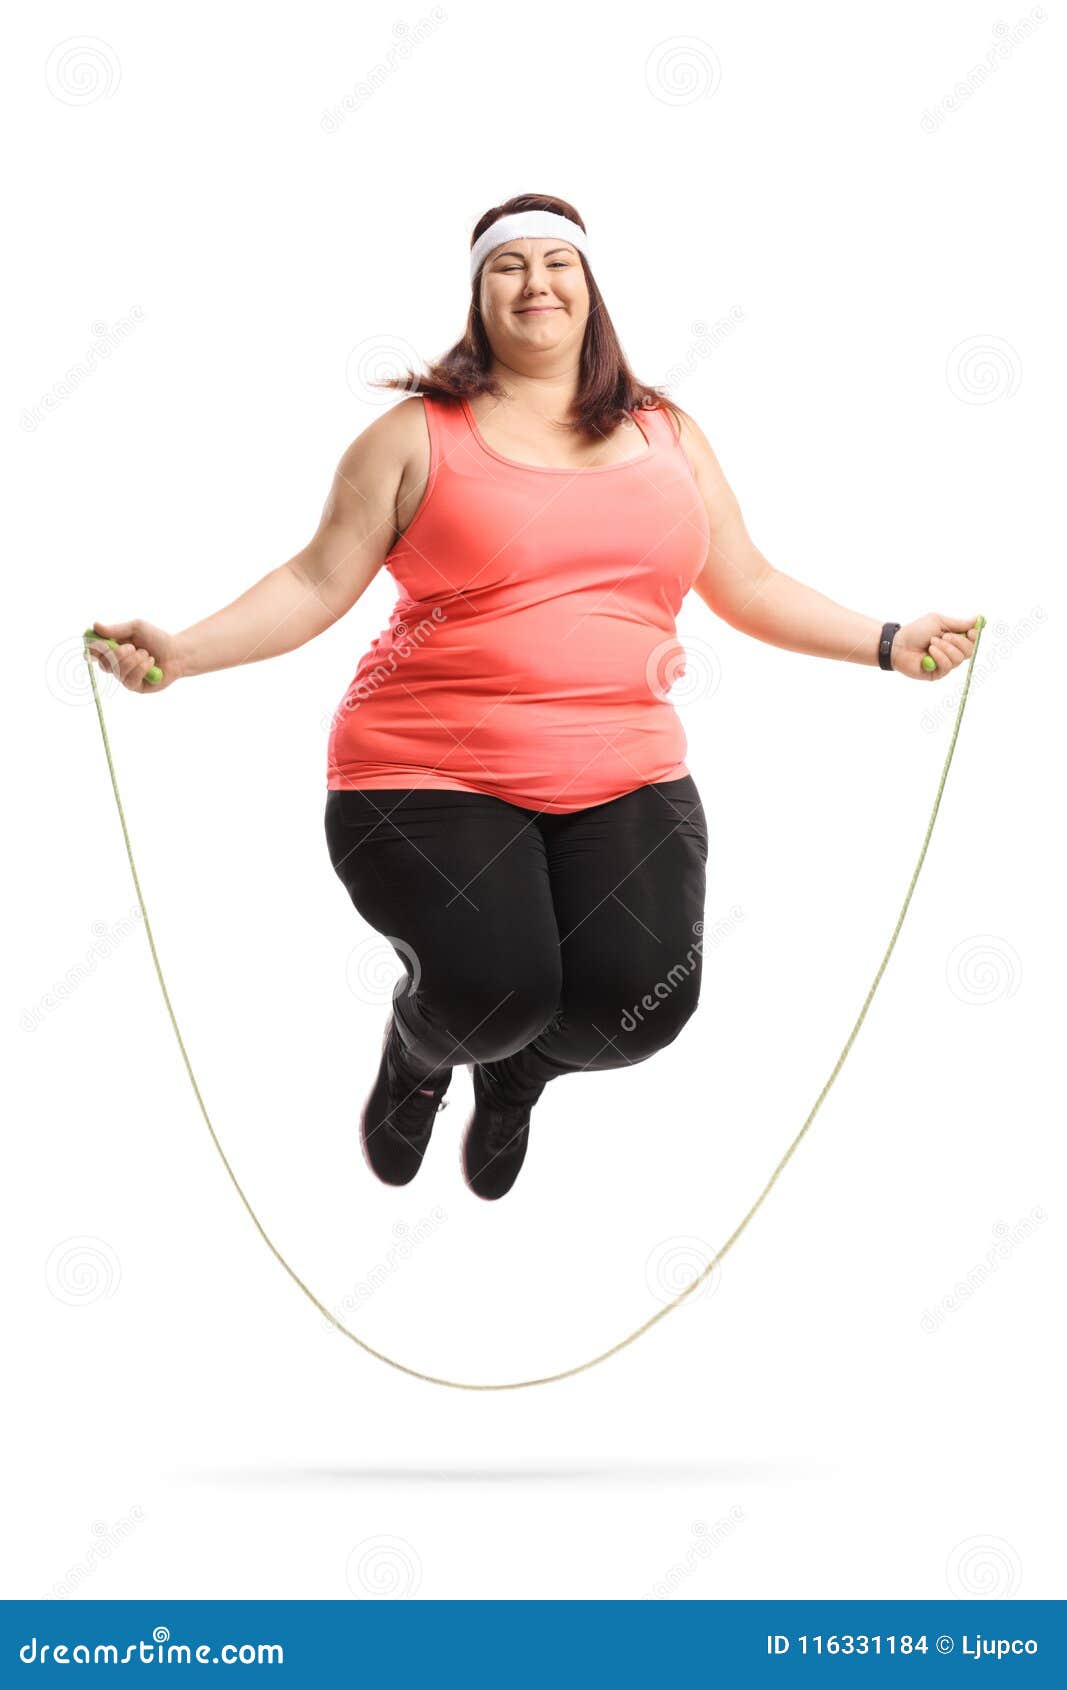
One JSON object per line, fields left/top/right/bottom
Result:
{"left": 326, "top": 397, "right": 449, "bottom": 529}
{"left": 375, "top": 392, "right": 437, "bottom": 445}
{"left": 382, "top": 390, "right": 470, "bottom": 451}
{"left": 638, "top": 396, "right": 695, "bottom": 451}
{"left": 642, "top": 397, "right": 690, "bottom": 444}
{"left": 345, "top": 392, "right": 458, "bottom": 478}
{"left": 640, "top": 399, "right": 721, "bottom": 483}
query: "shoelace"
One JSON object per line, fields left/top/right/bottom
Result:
{"left": 390, "top": 1081, "right": 450, "bottom": 1141}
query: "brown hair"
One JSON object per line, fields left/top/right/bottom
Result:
{"left": 373, "top": 192, "right": 682, "bottom": 446}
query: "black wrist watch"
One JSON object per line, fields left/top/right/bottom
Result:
{"left": 878, "top": 622, "right": 901, "bottom": 671}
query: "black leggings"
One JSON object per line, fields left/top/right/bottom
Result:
{"left": 324, "top": 775, "right": 709, "bottom": 1106}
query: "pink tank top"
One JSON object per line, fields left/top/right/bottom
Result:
{"left": 326, "top": 394, "right": 710, "bottom": 812}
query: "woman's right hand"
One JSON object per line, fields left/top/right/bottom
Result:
{"left": 85, "top": 620, "right": 185, "bottom": 693}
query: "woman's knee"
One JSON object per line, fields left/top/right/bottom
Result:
{"left": 613, "top": 970, "right": 702, "bottom": 1060}
{"left": 411, "top": 966, "right": 562, "bottom": 1066}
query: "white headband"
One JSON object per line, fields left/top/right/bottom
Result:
{"left": 469, "top": 211, "right": 588, "bottom": 284}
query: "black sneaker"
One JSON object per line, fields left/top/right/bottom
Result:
{"left": 460, "top": 1065, "right": 541, "bottom": 1201}
{"left": 359, "top": 1016, "right": 452, "bottom": 1187}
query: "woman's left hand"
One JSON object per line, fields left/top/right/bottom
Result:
{"left": 892, "top": 613, "right": 980, "bottom": 680}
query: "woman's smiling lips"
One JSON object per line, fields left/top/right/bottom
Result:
{"left": 515, "top": 305, "right": 561, "bottom": 314}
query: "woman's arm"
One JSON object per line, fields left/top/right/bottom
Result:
{"left": 675, "top": 411, "right": 978, "bottom": 678}
{"left": 88, "top": 405, "right": 414, "bottom": 690}
{"left": 174, "top": 406, "right": 411, "bottom": 678}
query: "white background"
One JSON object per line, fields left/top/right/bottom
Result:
{"left": 4, "top": 1, "right": 1063, "bottom": 1603}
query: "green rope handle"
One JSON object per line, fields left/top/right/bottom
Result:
{"left": 83, "top": 630, "right": 162, "bottom": 685}
{"left": 79, "top": 616, "right": 986, "bottom": 1391}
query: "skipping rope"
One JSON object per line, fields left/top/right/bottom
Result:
{"left": 78, "top": 615, "right": 986, "bottom": 1391}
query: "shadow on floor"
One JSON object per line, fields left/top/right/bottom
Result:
{"left": 178, "top": 1459, "right": 828, "bottom": 1487}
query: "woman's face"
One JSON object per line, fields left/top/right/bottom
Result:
{"left": 477, "top": 237, "right": 590, "bottom": 365}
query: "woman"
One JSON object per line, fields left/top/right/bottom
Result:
{"left": 85, "top": 192, "right": 979, "bottom": 1204}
